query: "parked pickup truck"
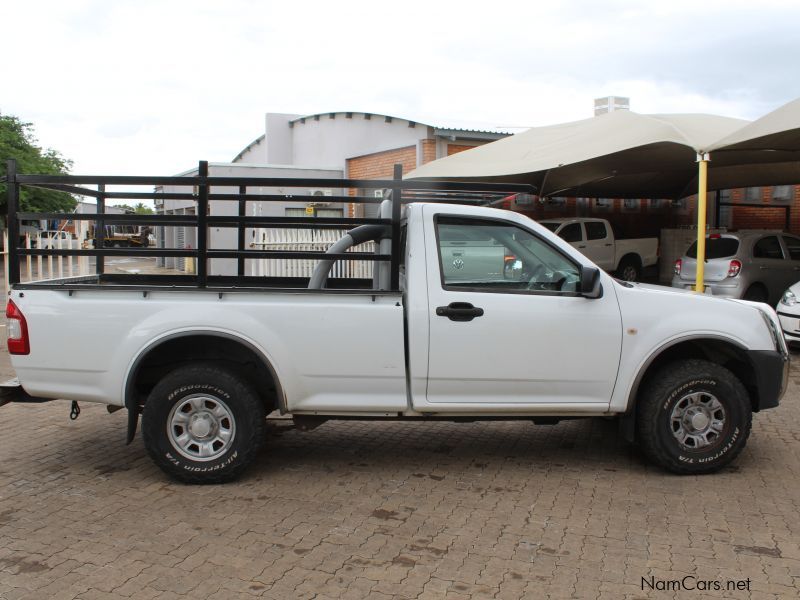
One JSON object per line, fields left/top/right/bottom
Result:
{"left": 539, "top": 217, "right": 658, "bottom": 281}
{"left": 0, "top": 167, "right": 789, "bottom": 484}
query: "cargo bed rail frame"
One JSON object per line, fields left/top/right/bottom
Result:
{"left": 3, "top": 159, "right": 536, "bottom": 292}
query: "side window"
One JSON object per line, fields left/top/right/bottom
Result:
{"left": 558, "top": 223, "right": 583, "bottom": 243}
{"left": 585, "top": 221, "right": 608, "bottom": 240}
{"left": 753, "top": 236, "right": 784, "bottom": 259}
{"left": 436, "top": 217, "right": 580, "bottom": 293}
{"left": 783, "top": 236, "right": 800, "bottom": 260}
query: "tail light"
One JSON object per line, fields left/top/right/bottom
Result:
{"left": 6, "top": 300, "right": 30, "bottom": 355}
{"left": 728, "top": 260, "right": 742, "bottom": 278}
{"left": 674, "top": 259, "right": 682, "bottom": 276}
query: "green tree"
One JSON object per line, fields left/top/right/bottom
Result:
{"left": 114, "top": 202, "right": 154, "bottom": 215}
{"left": 0, "top": 113, "right": 76, "bottom": 216}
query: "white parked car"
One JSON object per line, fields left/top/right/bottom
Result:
{"left": 777, "top": 281, "right": 800, "bottom": 345}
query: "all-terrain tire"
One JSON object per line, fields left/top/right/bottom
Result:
{"left": 616, "top": 255, "right": 641, "bottom": 282}
{"left": 743, "top": 284, "right": 769, "bottom": 304}
{"left": 142, "top": 362, "right": 266, "bottom": 484}
{"left": 636, "top": 359, "right": 752, "bottom": 474}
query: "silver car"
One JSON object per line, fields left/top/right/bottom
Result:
{"left": 671, "top": 231, "right": 800, "bottom": 304}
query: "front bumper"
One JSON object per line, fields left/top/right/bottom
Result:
{"left": 777, "top": 310, "right": 800, "bottom": 344}
{"left": 747, "top": 350, "right": 789, "bottom": 410}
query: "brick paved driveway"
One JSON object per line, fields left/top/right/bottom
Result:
{"left": 0, "top": 346, "right": 798, "bottom": 600}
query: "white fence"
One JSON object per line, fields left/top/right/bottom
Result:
{"left": 2, "top": 228, "right": 377, "bottom": 295}
{"left": 3, "top": 232, "right": 91, "bottom": 296}
{"left": 249, "top": 228, "right": 376, "bottom": 279}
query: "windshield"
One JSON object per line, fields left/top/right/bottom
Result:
{"left": 539, "top": 222, "right": 560, "bottom": 233}
{"left": 686, "top": 237, "right": 739, "bottom": 259}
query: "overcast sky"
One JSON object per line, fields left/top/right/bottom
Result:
{"left": 3, "top": 0, "right": 800, "bottom": 179}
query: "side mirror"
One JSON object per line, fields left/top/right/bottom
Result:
{"left": 579, "top": 266, "right": 603, "bottom": 298}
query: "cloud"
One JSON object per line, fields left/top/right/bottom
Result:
{"left": 1, "top": 0, "right": 798, "bottom": 178}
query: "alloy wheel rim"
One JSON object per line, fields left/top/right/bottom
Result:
{"left": 167, "top": 394, "right": 236, "bottom": 461}
{"left": 669, "top": 391, "right": 726, "bottom": 450}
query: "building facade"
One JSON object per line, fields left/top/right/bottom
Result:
{"left": 158, "top": 111, "right": 509, "bottom": 274}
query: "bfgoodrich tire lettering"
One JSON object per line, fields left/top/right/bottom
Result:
{"left": 142, "top": 363, "right": 266, "bottom": 484}
{"left": 637, "top": 359, "right": 752, "bottom": 474}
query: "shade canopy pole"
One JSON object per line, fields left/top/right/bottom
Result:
{"left": 695, "top": 152, "right": 710, "bottom": 292}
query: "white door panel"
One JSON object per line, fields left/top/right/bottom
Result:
{"left": 421, "top": 206, "right": 623, "bottom": 408}
{"left": 426, "top": 292, "right": 622, "bottom": 404}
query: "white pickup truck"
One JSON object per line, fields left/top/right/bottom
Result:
{"left": 0, "top": 167, "right": 789, "bottom": 484}
{"left": 539, "top": 217, "right": 658, "bottom": 281}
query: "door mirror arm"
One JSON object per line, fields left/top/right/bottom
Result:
{"left": 580, "top": 266, "right": 603, "bottom": 299}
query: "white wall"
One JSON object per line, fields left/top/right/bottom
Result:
{"left": 289, "top": 114, "right": 431, "bottom": 170}
{"left": 236, "top": 139, "right": 267, "bottom": 163}
{"left": 265, "top": 113, "right": 299, "bottom": 164}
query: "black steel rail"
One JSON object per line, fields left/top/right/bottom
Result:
{"left": 4, "top": 159, "right": 536, "bottom": 291}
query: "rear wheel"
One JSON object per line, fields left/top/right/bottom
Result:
{"left": 616, "top": 256, "right": 641, "bottom": 282}
{"left": 142, "top": 363, "right": 266, "bottom": 484}
{"left": 636, "top": 359, "right": 751, "bottom": 474}
{"left": 743, "top": 283, "right": 768, "bottom": 303}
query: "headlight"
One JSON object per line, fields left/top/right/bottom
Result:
{"left": 781, "top": 289, "right": 797, "bottom": 306}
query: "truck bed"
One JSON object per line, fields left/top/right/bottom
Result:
{"left": 12, "top": 287, "right": 407, "bottom": 411}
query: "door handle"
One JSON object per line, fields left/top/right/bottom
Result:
{"left": 578, "top": 245, "right": 586, "bottom": 248}
{"left": 604, "top": 243, "right": 612, "bottom": 247}
{"left": 436, "top": 302, "right": 484, "bottom": 322}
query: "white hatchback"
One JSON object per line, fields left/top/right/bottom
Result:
{"left": 776, "top": 281, "right": 800, "bottom": 345}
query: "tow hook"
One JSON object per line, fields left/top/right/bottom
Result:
{"left": 70, "top": 401, "right": 81, "bottom": 420}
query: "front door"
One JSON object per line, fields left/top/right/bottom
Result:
{"left": 424, "top": 207, "right": 623, "bottom": 409}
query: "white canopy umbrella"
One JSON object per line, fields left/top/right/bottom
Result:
{"left": 407, "top": 99, "right": 800, "bottom": 291}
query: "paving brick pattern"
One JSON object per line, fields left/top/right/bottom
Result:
{"left": 0, "top": 348, "right": 799, "bottom": 599}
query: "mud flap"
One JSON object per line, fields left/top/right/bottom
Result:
{"left": 126, "top": 404, "right": 139, "bottom": 444}
{"left": 619, "top": 410, "right": 636, "bottom": 443}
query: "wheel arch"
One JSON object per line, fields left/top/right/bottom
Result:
{"left": 621, "top": 335, "right": 762, "bottom": 441}
{"left": 124, "top": 331, "right": 286, "bottom": 443}
{"left": 617, "top": 252, "right": 642, "bottom": 269}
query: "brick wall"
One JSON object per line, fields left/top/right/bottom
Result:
{"left": 447, "top": 144, "right": 476, "bottom": 156}
{"left": 346, "top": 146, "right": 417, "bottom": 180}
{"left": 729, "top": 187, "right": 799, "bottom": 231}
{"left": 345, "top": 145, "right": 418, "bottom": 216}
{"left": 508, "top": 186, "right": 800, "bottom": 238}
{"left": 421, "top": 139, "right": 437, "bottom": 165}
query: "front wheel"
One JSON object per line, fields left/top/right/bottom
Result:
{"left": 142, "top": 363, "right": 266, "bottom": 483}
{"left": 636, "top": 359, "right": 752, "bottom": 474}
